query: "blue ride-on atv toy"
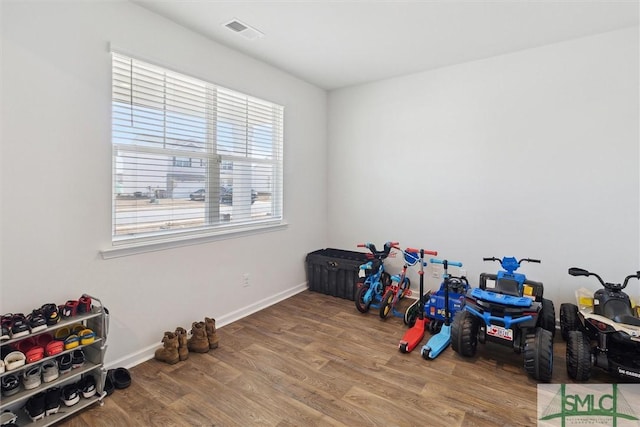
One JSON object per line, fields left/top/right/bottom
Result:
{"left": 451, "top": 256, "right": 556, "bottom": 382}
{"left": 355, "top": 242, "right": 396, "bottom": 313}
{"left": 404, "top": 260, "right": 470, "bottom": 334}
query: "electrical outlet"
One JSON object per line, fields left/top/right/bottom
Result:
{"left": 242, "top": 273, "right": 250, "bottom": 287}
{"left": 432, "top": 271, "right": 440, "bottom": 279}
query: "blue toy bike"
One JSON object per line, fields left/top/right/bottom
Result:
{"left": 354, "top": 242, "right": 396, "bottom": 313}
{"left": 451, "top": 256, "right": 556, "bottom": 382}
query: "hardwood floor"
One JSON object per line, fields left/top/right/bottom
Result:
{"left": 58, "top": 290, "right": 614, "bottom": 427}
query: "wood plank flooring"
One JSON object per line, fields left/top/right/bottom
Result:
{"left": 57, "top": 290, "right": 614, "bottom": 427}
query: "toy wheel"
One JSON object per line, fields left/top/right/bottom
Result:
{"left": 428, "top": 320, "right": 442, "bottom": 335}
{"left": 399, "top": 342, "right": 408, "bottom": 353}
{"left": 539, "top": 298, "right": 556, "bottom": 339}
{"left": 560, "top": 303, "right": 580, "bottom": 341}
{"left": 421, "top": 348, "right": 430, "bottom": 360}
{"left": 524, "top": 327, "right": 553, "bottom": 382}
{"left": 451, "top": 311, "right": 479, "bottom": 357}
{"left": 404, "top": 300, "right": 419, "bottom": 326}
{"left": 399, "top": 278, "right": 411, "bottom": 300}
{"left": 355, "top": 284, "right": 371, "bottom": 313}
{"left": 566, "top": 330, "right": 591, "bottom": 381}
{"left": 379, "top": 290, "right": 394, "bottom": 319}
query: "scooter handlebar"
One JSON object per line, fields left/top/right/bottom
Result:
{"left": 429, "top": 258, "right": 463, "bottom": 267}
{"left": 520, "top": 258, "right": 541, "bottom": 264}
{"left": 405, "top": 248, "right": 437, "bottom": 256}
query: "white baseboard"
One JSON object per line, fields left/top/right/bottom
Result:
{"left": 106, "top": 282, "right": 308, "bottom": 370}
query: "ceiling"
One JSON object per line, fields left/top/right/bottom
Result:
{"left": 133, "top": 1, "right": 639, "bottom": 90}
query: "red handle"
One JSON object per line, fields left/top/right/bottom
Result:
{"left": 390, "top": 241, "right": 400, "bottom": 246}
{"left": 405, "top": 248, "right": 437, "bottom": 256}
{"left": 357, "top": 244, "right": 366, "bottom": 247}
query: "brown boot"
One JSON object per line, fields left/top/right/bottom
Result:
{"left": 175, "top": 327, "right": 189, "bottom": 361}
{"left": 204, "top": 317, "right": 219, "bottom": 349}
{"left": 154, "top": 332, "right": 179, "bottom": 365}
{"left": 187, "top": 322, "right": 209, "bottom": 353}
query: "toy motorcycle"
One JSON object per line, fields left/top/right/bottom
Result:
{"left": 561, "top": 267, "right": 640, "bottom": 382}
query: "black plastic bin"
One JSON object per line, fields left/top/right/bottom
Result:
{"left": 305, "top": 248, "right": 380, "bottom": 301}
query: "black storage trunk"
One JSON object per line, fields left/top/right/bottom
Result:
{"left": 305, "top": 248, "right": 380, "bottom": 300}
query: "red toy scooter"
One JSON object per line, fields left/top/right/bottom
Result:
{"left": 398, "top": 248, "right": 437, "bottom": 353}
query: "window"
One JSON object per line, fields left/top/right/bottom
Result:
{"left": 111, "top": 53, "right": 284, "bottom": 245}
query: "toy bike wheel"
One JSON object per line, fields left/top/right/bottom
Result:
{"left": 399, "top": 342, "right": 408, "bottom": 353}
{"left": 399, "top": 278, "right": 411, "bottom": 300}
{"left": 355, "top": 284, "right": 372, "bottom": 313}
{"left": 379, "top": 290, "right": 394, "bottom": 319}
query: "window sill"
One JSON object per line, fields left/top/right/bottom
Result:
{"left": 100, "top": 221, "right": 288, "bottom": 259}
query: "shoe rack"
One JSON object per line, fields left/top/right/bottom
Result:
{"left": 0, "top": 294, "right": 108, "bottom": 426}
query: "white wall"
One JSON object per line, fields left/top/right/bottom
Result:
{"left": 328, "top": 27, "right": 639, "bottom": 305}
{"left": 0, "top": 1, "right": 327, "bottom": 365}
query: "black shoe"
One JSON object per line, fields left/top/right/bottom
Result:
{"left": 25, "top": 391, "right": 46, "bottom": 421}
{"left": 79, "top": 375, "right": 96, "bottom": 398}
{"left": 57, "top": 353, "right": 72, "bottom": 374}
{"left": 1, "top": 374, "right": 20, "bottom": 397}
{"left": 62, "top": 383, "right": 80, "bottom": 406}
{"left": 104, "top": 371, "right": 115, "bottom": 396}
{"left": 41, "top": 303, "right": 60, "bottom": 326}
{"left": 108, "top": 367, "right": 131, "bottom": 389}
{"left": 27, "top": 309, "right": 47, "bottom": 333}
{"left": 72, "top": 349, "right": 85, "bottom": 369}
{"left": 45, "top": 387, "right": 61, "bottom": 415}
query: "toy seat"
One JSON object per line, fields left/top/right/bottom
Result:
{"left": 614, "top": 314, "right": 640, "bottom": 327}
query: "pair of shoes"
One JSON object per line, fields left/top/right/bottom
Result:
{"left": 24, "top": 386, "right": 62, "bottom": 421}
{"left": 106, "top": 367, "right": 131, "bottom": 391}
{"left": 1, "top": 313, "right": 30, "bottom": 339}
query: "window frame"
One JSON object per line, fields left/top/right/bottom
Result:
{"left": 105, "top": 52, "right": 286, "bottom": 257}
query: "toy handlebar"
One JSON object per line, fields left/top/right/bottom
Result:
{"left": 429, "top": 258, "right": 463, "bottom": 268}
{"left": 569, "top": 267, "right": 640, "bottom": 290}
{"left": 483, "top": 256, "right": 541, "bottom": 265}
{"left": 406, "top": 248, "right": 437, "bottom": 256}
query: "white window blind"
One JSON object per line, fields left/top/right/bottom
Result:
{"left": 111, "top": 53, "right": 284, "bottom": 243}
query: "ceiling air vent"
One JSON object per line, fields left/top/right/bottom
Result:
{"left": 223, "top": 19, "right": 264, "bottom": 40}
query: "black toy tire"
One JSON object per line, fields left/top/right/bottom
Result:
{"left": 404, "top": 300, "right": 419, "bottom": 326}
{"left": 524, "top": 327, "right": 554, "bottom": 382}
{"left": 429, "top": 320, "right": 442, "bottom": 335}
{"left": 451, "top": 311, "right": 479, "bottom": 357}
{"left": 421, "top": 348, "right": 430, "bottom": 360}
{"left": 566, "top": 330, "right": 591, "bottom": 381}
{"left": 399, "top": 342, "right": 408, "bottom": 353}
{"left": 560, "top": 303, "right": 580, "bottom": 341}
{"left": 540, "top": 298, "right": 556, "bottom": 339}
{"left": 379, "top": 290, "right": 394, "bottom": 319}
{"left": 355, "top": 284, "right": 371, "bottom": 313}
